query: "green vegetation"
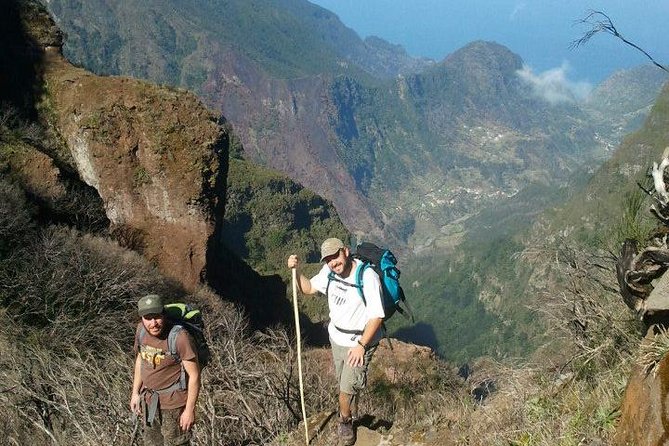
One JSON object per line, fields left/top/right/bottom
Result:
{"left": 396, "top": 235, "right": 538, "bottom": 363}
{"left": 51, "top": 0, "right": 368, "bottom": 81}
{"left": 224, "top": 158, "right": 348, "bottom": 275}
{"left": 132, "top": 166, "right": 151, "bottom": 187}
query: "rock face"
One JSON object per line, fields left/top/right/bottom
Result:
{"left": 41, "top": 47, "right": 227, "bottom": 290}
{"left": 201, "top": 49, "right": 391, "bottom": 243}
{"left": 614, "top": 346, "right": 669, "bottom": 445}
{"left": 285, "top": 339, "right": 449, "bottom": 446}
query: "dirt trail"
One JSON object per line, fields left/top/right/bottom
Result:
{"left": 284, "top": 410, "right": 447, "bottom": 446}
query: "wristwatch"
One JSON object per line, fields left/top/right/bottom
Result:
{"left": 357, "top": 339, "right": 368, "bottom": 350}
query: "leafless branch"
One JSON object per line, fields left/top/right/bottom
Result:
{"left": 571, "top": 10, "right": 669, "bottom": 74}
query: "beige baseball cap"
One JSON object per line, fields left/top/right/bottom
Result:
{"left": 320, "top": 237, "right": 344, "bottom": 261}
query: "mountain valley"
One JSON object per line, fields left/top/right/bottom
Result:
{"left": 3, "top": 1, "right": 669, "bottom": 443}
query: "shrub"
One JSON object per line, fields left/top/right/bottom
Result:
{"left": 0, "top": 177, "right": 35, "bottom": 250}
{"left": 0, "top": 217, "right": 336, "bottom": 444}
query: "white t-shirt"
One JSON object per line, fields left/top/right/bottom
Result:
{"left": 310, "top": 259, "right": 385, "bottom": 347}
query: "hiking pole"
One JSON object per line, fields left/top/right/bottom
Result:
{"left": 292, "top": 268, "right": 309, "bottom": 445}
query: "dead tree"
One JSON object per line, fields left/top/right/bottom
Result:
{"left": 617, "top": 149, "right": 669, "bottom": 328}
{"left": 571, "top": 10, "right": 669, "bottom": 75}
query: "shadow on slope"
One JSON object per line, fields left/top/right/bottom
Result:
{"left": 391, "top": 322, "right": 440, "bottom": 352}
{"left": 0, "top": 0, "right": 56, "bottom": 119}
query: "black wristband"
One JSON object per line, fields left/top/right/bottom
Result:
{"left": 357, "top": 339, "right": 368, "bottom": 350}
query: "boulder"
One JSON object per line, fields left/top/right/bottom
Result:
{"left": 614, "top": 338, "right": 669, "bottom": 445}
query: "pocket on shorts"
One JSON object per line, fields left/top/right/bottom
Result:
{"left": 352, "top": 364, "right": 368, "bottom": 392}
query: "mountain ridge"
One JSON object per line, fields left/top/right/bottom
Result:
{"left": 45, "top": 0, "right": 666, "bottom": 254}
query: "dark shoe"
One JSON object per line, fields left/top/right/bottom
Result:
{"left": 338, "top": 416, "right": 355, "bottom": 446}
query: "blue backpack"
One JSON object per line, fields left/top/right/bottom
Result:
{"left": 327, "top": 242, "right": 414, "bottom": 322}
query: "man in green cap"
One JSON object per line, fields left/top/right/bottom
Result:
{"left": 130, "top": 294, "right": 201, "bottom": 446}
{"left": 288, "top": 238, "right": 384, "bottom": 446}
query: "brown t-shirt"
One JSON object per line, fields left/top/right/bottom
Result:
{"left": 134, "top": 322, "right": 197, "bottom": 410}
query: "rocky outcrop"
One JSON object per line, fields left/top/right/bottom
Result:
{"left": 283, "top": 339, "right": 450, "bottom": 446}
{"left": 614, "top": 346, "right": 669, "bottom": 445}
{"left": 41, "top": 47, "right": 226, "bottom": 290}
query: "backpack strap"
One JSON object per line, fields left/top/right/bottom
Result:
{"left": 137, "top": 324, "right": 147, "bottom": 346}
{"left": 167, "top": 325, "right": 187, "bottom": 391}
{"left": 395, "top": 287, "right": 416, "bottom": 322}
{"left": 326, "top": 262, "right": 367, "bottom": 305}
{"left": 355, "top": 261, "right": 368, "bottom": 305}
{"left": 333, "top": 325, "right": 364, "bottom": 335}
{"left": 167, "top": 324, "right": 182, "bottom": 361}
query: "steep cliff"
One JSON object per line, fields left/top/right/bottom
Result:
{"left": 42, "top": 46, "right": 226, "bottom": 290}
{"left": 2, "top": 0, "right": 349, "bottom": 329}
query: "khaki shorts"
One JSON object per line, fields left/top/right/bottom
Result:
{"left": 330, "top": 338, "right": 378, "bottom": 395}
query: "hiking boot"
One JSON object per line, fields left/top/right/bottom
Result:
{"left": 338, "top": 415, "right": 355, "bottom": 446}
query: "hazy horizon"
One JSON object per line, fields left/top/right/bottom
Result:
{"left": 309, "top": 0, "right": 669, "bottom": 87}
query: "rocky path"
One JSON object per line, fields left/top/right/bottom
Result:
{"left": 282, "top": 410, "right": 447, "bottom": 446}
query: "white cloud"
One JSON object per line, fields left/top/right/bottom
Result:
{"left": 516, "top": 63, "right": 592, "bottom": 104}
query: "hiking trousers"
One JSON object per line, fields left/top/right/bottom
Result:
{"left": 143, "top": 407, "right": 191, "bottom": 446}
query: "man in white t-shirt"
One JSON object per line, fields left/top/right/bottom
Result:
{"left": 287, "top": 237, "right": 384, "bottom": 446}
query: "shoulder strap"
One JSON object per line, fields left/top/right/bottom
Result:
{"left": 326, "top": 271, "right": 334, "bottom": 297}
{"left": 355, "top": 262, "right": 368, "bottom": 306}
{"left": 326, "top": 264, "right": 367, "bottom": 305}
{"left": 167, "top": 324, "right": 187, "bottom": 390}
{"left": 137, "top": 324, "right": 147, "bottom": 347}
{"left": 167, "top": 324, "right": 184, "bottom": 361}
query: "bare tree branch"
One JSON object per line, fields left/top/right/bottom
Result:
{"left": 571, "top": 10, "right": 669, "bottom": 74}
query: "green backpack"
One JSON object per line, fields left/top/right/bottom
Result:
{"left": 138, "top": 302, "right": 211, "bottom": 371}
{"left": 163, "top": 302, "right": 211, "bottom": 368}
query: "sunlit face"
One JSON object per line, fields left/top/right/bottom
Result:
{"left": 323, "top": 247, "right": 353, "bottom": 277}
{"left": 142, "top": 313, "right": 165, "bottom": 337}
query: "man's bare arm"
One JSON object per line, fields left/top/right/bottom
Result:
{"left": 179, "top": 359, "right": 200, "bottom": 431}
{"left": 129, "top": 354, "right": 143, "bottom": 415}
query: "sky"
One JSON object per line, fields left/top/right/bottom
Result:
{"left": 309, "top": 0, "right": 669, "bottom": 87}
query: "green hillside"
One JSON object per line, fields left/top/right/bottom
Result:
{"left": 402, "top": 80, "right": 669, "bottom": 361}
{"left": 549, "top": 81, "right": 669, "bottom": 248}
{"left": 47, "top": 0, "right": 416, "bottom": 82}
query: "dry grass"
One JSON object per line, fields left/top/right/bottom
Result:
{"left": 432, "top": 237, "right": 640, "bottom": 446}
{"left": 0, "top": 187, "right": 335, "bottom": 445}
{"left": 636, "top": 325, "right": 669, "bottom": 378}
{"left": 0, "top": 162, "right": 647, "bottom": 446}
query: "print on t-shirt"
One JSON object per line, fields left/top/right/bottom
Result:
{"left": 140, "top": 344, "right": 166, "bottom": 368}
{"left": 331, "top": 282, "right": 349, "bottom": 306}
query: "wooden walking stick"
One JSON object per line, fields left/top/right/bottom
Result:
{"left": 292, "top": 268, "right": 309, "bottom": 445}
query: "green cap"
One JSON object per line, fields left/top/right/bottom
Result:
{"left": 320, "top": 237, "right": 344, "bottom": 261}
{"left": 137, "top": 294, "right": 163, "bottom": 317}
